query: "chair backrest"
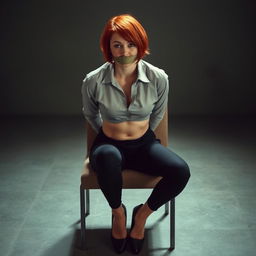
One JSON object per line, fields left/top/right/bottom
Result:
{"left": 85, "top": 110, "right": 168, "bottom": 157}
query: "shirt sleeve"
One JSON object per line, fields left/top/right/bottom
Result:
{"left": 81, "top": 76, "right": 102, "bottom": 133}
{"left": 149, "top": 72, "right": 169, "bottom": 131}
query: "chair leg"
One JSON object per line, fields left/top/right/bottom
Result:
{"left": 80, "top": 186, "right": 86, "bottom": 250}
{"left": 85, "top": 189, "right": 90, "bottom": 216}
{"left": 170, "top": 198, "right": 175, "bottom": 250}
{"left": 164, "top": 202, "right": 169, "bottom": 215}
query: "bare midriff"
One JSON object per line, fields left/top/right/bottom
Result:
{"left": 102, "top": 119, "right": 150, "bottom": 140}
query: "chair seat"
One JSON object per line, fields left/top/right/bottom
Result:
{"left": 81, "top": 157, "right": 163, "bottom": 189}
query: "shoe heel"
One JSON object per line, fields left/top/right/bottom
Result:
{"left": 129, "top": 204, "right": 144, "bottom": 254}
{"left": 111, "top": 204, "right": 127, "bottom": 254}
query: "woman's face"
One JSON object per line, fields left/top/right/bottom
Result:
{"left": 110, "top": 32, "right": 138, "bottom": 63}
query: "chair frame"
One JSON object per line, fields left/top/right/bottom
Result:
{"left": 80, "top": 111, "right": 175, "bottom": 250}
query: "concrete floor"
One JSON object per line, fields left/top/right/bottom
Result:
{"left": 0, "top": 115, "right": 255, "bottom": 256}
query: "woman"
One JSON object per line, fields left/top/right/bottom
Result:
{"left": 81, "top": 14, "right": 190, "bottom": 254}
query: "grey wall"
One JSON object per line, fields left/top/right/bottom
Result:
{"left": 1, "top": 0, "right": 255, "bottom": 116}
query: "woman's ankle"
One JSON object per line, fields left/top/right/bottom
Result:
{"left": 136, "top": 203, "right": 153, "bottom": 220}
{"left": 112, "top": 204, "right": 125, "bottom": 217}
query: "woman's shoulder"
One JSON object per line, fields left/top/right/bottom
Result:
{"left": 140, "top": 60, "right": 168, "bottom": 81}
{"left": 83, "top": 62, "right": 111, "bottom": 84}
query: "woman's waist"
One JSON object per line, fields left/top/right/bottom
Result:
{"left": 102, "top": 120, "right": 150, "bottom": 141}
{"left": 90, "top": 122, "right": 157, "bottom": 159}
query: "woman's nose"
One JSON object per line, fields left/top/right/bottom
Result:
{"left": 121, "top": 46, "right": 129, "bottom": 56}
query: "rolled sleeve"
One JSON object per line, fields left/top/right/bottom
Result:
{"left": 81, "top": 76, "right": 102, "bottom": 132}
{"left": 149, "top": 72, "right": 169, "bottom": 131}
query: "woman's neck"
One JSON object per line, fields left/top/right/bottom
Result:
{"left": 113, "top": 62, "right": 138, "bottom": 80}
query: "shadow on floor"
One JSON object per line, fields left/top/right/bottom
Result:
{"left": 40, "top": 226, "right": 174, "bottom": 256}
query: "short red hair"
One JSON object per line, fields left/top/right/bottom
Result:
{"left": 100, "top": 14, "right": 150, "bottom": 63}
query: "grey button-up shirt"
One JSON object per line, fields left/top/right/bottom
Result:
{"left": 81, "top": 59, "right": 169, "bottom": 132}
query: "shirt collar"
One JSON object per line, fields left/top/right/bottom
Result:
{"left": 102, "top": 60, "right": 150, "bottom": 84}
{"left": 137, "top": 60, "right": 150, "bottom": 83}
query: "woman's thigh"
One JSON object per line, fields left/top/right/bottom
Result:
{"left": 132, "top": 141, "right": 190, "bottom": 178}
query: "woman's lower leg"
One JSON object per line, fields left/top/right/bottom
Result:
{"left": 112, "top": 205, "right": 127, "bottom": 239}
{"left": 130, "top": 202, "right": 153, "bottom": 239}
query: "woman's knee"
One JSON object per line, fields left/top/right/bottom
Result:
{"left": 180, "top": 160, "right": 191, "bottom": 181}
{"left": 90, "top": 144, "right": 123, "bottom": 172}
{"left": 165, "top": 158, "right": 191, "bottom": 184}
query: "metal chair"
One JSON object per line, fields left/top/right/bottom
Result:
{"left": 80, "top": 111, "right": 175, "bottom": 250}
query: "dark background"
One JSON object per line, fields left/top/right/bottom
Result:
{"left": 1, "top": 0, "right": 256, "bottom": 117}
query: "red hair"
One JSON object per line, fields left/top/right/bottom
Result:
{"left": 100, "top": 14, "right": 150, "bottom": 63}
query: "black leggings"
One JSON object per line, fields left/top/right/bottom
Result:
{"left": 89, "top": 127, "right": 190, "bottom": 211}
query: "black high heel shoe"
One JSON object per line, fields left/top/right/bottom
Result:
{"left": 111, "top": 204, "right": 127, "bottom": 254}
{"left": 129, "top": 204, "right": 144, "bottom": 254}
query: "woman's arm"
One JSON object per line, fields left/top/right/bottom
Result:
{"left": 81, "top": 76, "right": 102, "bottom": 132}
{"left": 149, "top": 72, "right": 169, "bottom": 131}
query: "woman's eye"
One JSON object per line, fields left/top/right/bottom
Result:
{"left": 113, "top": 44, "right": 121, "bottom": 48}
{"left": 128, "top": 43, "right": 136, "bottom": 47}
